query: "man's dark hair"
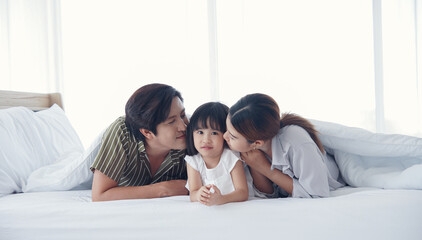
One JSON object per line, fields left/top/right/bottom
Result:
{"left": 125, "top": 83, "right": 183, "bottom": 141}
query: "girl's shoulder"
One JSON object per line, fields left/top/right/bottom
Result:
{"left": 220, "top": 149, "right": 241, "bottom": 171}
{"left": 184, "top": 154, "right": 204, "bottom": 171}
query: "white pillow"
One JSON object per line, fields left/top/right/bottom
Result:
{"left": 0, "top": 104, "right": 84, "bottom": 195}
{"left": 23, "top": 129, "right": 104, "bottom": 192}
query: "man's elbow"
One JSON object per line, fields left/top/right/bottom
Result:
{"left": 91, "top": 191, "right": 109, "bottom": 202}
{"left": 91, "top": 193, "right": 102, "bottom": 202}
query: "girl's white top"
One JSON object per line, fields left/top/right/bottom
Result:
{"left": 185, "top": 148, "right": 240, "bottom": 195}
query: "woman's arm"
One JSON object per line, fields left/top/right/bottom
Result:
{"left": 204, "top": 161, "right": 249, "bottom": 206}
{"left": 288, "top": 143, "right": 330, "bottom": 197}
{"left": 91, "top": 170, "right": 188, "bottom": 201}
{"left": 247, "top": 167, "right": 274, "bottom": 194}
{"left": 241, "top": 150, "right": 293, "bottom": 195}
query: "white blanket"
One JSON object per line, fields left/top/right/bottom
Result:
{"left": 311, "top": 119, "right": 422, "bottom": 189}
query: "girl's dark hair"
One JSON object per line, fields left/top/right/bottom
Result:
{"left": 125, "top": 83, "right": 183, "bottom": 142}
{"left": 186, "top": 102, "right": 229, "bottom": 156}
{"left": 229, "top": 93, "right": 325, "bottom": 153}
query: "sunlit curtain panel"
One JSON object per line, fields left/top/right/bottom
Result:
{"left": 0, "top": 0, "right": 62, "bottom": 93}
{"left": 1, "top": 0, "right": 421, "bottom": 146}
{"left": 216, "top": 0, "right": 376, "bottom": 131}
{"left": 381, "top": 0, "right": 422, "bottom": 137}
{"left": 60, "top": 0, "right": 210, "bottom": 146}
{"left": 216, "top": 0, "right": 421, "bottom": 138}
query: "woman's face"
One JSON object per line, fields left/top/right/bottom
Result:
{"left": 223, "top": 116, "right": 254, "bottom": 153}
{"left": 152, "top": 97, "right": 189, "bottom": 150}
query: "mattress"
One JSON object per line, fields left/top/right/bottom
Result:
{"left": 1, "top": 187, "right": 421, "bottom": 240}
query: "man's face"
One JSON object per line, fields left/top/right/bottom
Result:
{"left": 150, "top": 97, "right": 189, "bottom": 151}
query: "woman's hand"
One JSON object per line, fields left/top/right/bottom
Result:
{"left": 242, "top": 150, "right": 293, "bottom": 195}
{"left": 240, "top": 149, "right": 271, "bottom": 173}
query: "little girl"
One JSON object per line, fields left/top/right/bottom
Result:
{"left": 185, "top": 102, "right": 249, "bottom": 206}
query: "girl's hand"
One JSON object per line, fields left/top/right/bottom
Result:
{"left": 197, "top": 185, "right": 212, "bottom": 204}
{"left": 200, "top": 184, "right": 222, "bottom": 206}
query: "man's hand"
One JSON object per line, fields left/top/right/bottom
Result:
{"left": 157, "top": 180, "right": 188, "bottom": 197}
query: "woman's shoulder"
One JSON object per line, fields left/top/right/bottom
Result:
{"left": 279, "top": 125, "right": 314, "bottom": 145}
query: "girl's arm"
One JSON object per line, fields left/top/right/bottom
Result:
{"left": 205, "top": 161, "right": 249, "bottom": 206}
{"left": 241, "top": 150, "right": 293, "bottom": 195}
{"left": 186, "top": 163, "right": 211, "bottom": 203}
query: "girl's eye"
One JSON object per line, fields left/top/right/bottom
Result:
{"left": 211, "top": 131, "right": 219, "bottom": 135}
{"left": 196, "top": 130, "right": 203, "bottom": 135}
{"left": 168, "top": 119, "right": 176, "bottom": 124}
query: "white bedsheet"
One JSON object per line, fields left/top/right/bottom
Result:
{"left": 1, "top": 188, "right": 421, "bottom": 240}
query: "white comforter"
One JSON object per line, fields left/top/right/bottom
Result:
{"left": 311, "top": 120, "right": 422, "bottom": 189}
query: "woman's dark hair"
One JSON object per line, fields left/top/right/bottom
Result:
{"left": 229, "top": 93, "right": 325, "bottom": 153}
{"left": 125, "top": 83, "right": 183, "bottom": 142}
{"left": 186, "top": 102, "right": 229, "bottom": 156}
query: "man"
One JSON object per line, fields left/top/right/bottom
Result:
{"left": 91, "top": 83, "right": 189, "bottom": 201}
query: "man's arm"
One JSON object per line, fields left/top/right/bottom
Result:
{"left": 91, "top": 170, "right": 188, "bottom": 201}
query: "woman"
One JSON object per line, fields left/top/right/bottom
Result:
{"left": 91, "top": 83, "right": 189, "bottom": 201}
{"left": 223, "top": 93, "right": 344, "bottom": 198}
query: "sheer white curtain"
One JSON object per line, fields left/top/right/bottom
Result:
{"left": 1, "top": 0, "right": 421, "bottom": 146}
{"left": 60, "top": 0, "right": 210, "bottom": 146}
{"left": 216, "top": 0, "right": 376, "bottom": 131}
{"left": 0, "top": 0, "right": 63, "bottom": 93}
{"left": 215, "top": 0, "right": 422, "bottom": 138}
{"left": 380, "top": 0, "right": 422, "bottom": 137}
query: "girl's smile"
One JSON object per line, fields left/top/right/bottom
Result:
{"left": 200, "top": 146, "right": 213, "bottom": 150}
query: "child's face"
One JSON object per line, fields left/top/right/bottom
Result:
{"left": 193, "top": 125, "right": 225, "bottom": 161}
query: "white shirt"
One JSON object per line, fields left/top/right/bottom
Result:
{"left": 270, "top": 125, "right": 344, "bottom": 198}
{"left": 185, "top": 148, "right": 240, "bottom": 195}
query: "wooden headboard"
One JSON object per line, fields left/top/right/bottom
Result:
{"left": 0, "top": 90, "right": 63, "bottom": 111}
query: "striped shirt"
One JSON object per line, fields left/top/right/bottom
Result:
{"left": 90, "top": 116, "right": 187, "bottom": 186}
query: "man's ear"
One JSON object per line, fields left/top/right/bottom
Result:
{"left": 140, "top": 129, "right": 154, "bottom": 140}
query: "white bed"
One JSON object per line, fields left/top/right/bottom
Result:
{"left": 0, "top": 188, "right": 421, "bottom": 240}
{"left": 1, "top": 90, "right": 422, "bottom": 240}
